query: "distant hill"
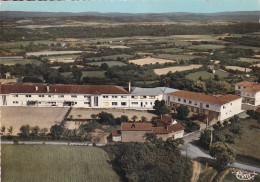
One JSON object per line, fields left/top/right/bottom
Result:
{"left": 0, "top": 11, "right": 259, "bottom": 21}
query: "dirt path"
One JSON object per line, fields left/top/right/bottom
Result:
{"left": 191, "top": 160, "right": 202, "bottom": 182}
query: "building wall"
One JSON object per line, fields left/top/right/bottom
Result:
{"left": 174, "top": 130, "right": 184, "bottom": 139}
{"left": 219, "top": 98, "right": 243, "bottom": 121}
{"left": 155, "top": 130, "right": 184, "bottom": 141}
{"left": 121, "top": 130, "right": 151, "bottom": 142}
{"left": 255, "top": 92, "right": 260, "bottom": 106}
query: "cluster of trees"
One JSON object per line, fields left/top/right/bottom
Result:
{"left": 1, "top": 126, "right": 13, "bottom": 136}
{"left": 103, "top": 137, "right": 192, "bottom": 182}
{"left": 2, "top": 22, "right": 260, "bottom": 41}
{"left": 198, "top": 116, "right": 242, "bottom": 167}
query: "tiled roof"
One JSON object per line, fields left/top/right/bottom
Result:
{"left": 130, "top": 87, "right": 178, "bottom": 96}
{"left": 112, "top": 130, "right": 121, "bottom": 137}
{"left": 241, "top": 84, "right": 260, "bottom": 93}
{"left": 152, "top": 123, "right": 185, "bottom": 134}
{"left": 168, "top": 90, "right": 240, "bottom": 105}
{"left": 0, "top": 84, "right": 128, "bottom": 95}
{"left": 236, "top": 81, "right": 257, "bottom": 87}
{"left": 121, "top": 122, "right": 152, "bottom": 131}
{"left": 157, "top": 115, "right": 173, "bottom": 125}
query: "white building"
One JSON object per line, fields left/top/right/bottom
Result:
{"left": 235, "top": 81, "right": 260, "bottom": 106}
{"left": 166, "top": 90, "right": 243, "bottom": 121}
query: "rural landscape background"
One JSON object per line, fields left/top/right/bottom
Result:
{"left": 1, "top": 0, "right": 260, "bottom": 182}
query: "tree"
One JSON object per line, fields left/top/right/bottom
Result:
{"left": 98, "top": 112, "right": 116, "bottom": 125}
{"left": 19, "top": 125, "right": 31, "bottom": 137}
{"left": 145, "top": 133, "right": 157, "bottom": 142}
{"left": 198, "top": 129, "right": 211, "bottom": 149}
{"left": 50, "top": 124, "right": 64, "bottom": 139}
{"left": 40, "top": 128, "right": 48, "bottom": 136}
{"left": 100, "top": 63, "right": 109, "bottom": 70}
{"left": 131, "top": 115, "right": 138, "bottom": 122}
{"left": 31, "top": 125, "right": 40, "bottom": 136}
{"left": 8, "top": 126, "right": 13, "bottom": 135}
{"left": 153, "top": 100, "right": 170, "bottom": 118}
{"left": 177, "top": 105, "right": 189, "bottom": 120}
{"left": 141, "top": 116, "right": 148, "bottom": 122}
{"left": 210, "top": 142, "right": 236, "bottom": 168}
{"left": 1, "top": 126, "right": 6, "bottom": 135}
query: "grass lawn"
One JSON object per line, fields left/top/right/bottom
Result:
{"left": 2, "top": 145, "right": 120, "bottom": 182}
{"left": 186, "top": 70, "right": 229, "bottom": 81}
{"left": 88, "top": 61, "right": 126, "bottom": 67}
{"left": 230, "top": 118, "right": 260, "bottom": 161}
{"left": 0, "top": 57, "right": 42, "bottom": 66}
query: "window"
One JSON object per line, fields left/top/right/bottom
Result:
{"left": 13, "top": 95, "right": 18, "bottom": 97}
{"left": 194, "top": 101, "right": 198, "bottom": 105}
{"left": 184, "top": 99, "right": 186, "bottom": 103}
{"left": 150, "top": 102, "right": 152, "bottom": 105}
{"left": 140, "top": 96, "right": 147, "bottom": 99}
{"left": 48, "top": 95, "right": 52, "bottom": 98}
{"left": 84, "top": 102, "right": 90, "bottom": 105}
{"left": 58, "top": 95, "right": 64, "bottom": 98}
{"left": 112, "top": 96, "right": 118, "bottom": 98}
{"left": 121, "top": 102, "right": 127, "bottom": 106}
{"left": 121, "top": 96, "right": 127, "bottom": 98}
{"left": 189, "top": 101, "right": 192, "bottom": 104}
{"left": 13, "top": 101, "right": 18, "bottom": 104}
{"left": 112, "top": 102, "right": 118, "bottom": 106}
{"left": 39, "top": 95, "right": 44, "bottom": 97}
{"left": 103, "top": 95, "right": 108, "bottom": 98}
{"left": 223, "top": 106, "right": 226, "bottom": 109}
{"left": 131, "top": 102, "right": 138, "bottom": 105}
{"left": 206, "top": 104, "right": 209, "bottom": 108}
{"left": 71, "top": 95, "right": 77, "bottom": 98}
{"left": 131, "top": 96, "right": 138, "bottom": 99}
{"left": 149, "top": 96, "right": 155, "bottom": 99}
{"left": 84, "top": 95, "right": 90, "bottom": 98}
{"left": 145, "top": 102, "right": 147, "bottom": 104}
{"left": 178, "top": 98, "right": 181, "bottom": 102}
{"left": 38, "top": 102, "right": 41, "bottom": 104}
{"left": 230, "top": 103, "right": 232, "bottom": 105}
{"left": 238, "top": 86, "right": 241, "bottom": 89}
{"left": 26, "top": 95, "right": 31, "bottom": 97}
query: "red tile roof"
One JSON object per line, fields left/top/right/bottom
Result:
{"left": 152, "top": 123, "right": 185, "bottom": 134}
{"left": 236, "top": 81, "right": 257, "bottom": 87}
{"left": 169, "top": 90, "right": 240, "bottom": 105}
{"left": 112, "top": 130, "right": 121, "bottom": 137}
{"left": 241, "top": 85, "right": 260, "bottom": 93}
{"left": 0, "top": 84, "right": 128, "bottom": 95}
{"left": 121, "top": 122, "right": 152, "bottom": 131}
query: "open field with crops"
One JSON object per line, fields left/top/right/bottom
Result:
{"left": 2, "top": 145, "right": 120, "bottom": 182}
{"left": 85, "top": 54, "right": 133, "bottom": 61}
{"left": 238, "top": 57, "right": 260, "bottom": 63}
{"left": 225, "top": 66, "right": 252, "bottom": 72}
{"left": 69, "top": 108, "right": 157, "bottom": 121}
{"left": 154, "top": 64, "right": 202, "bottom": 75}
{"left": 0, "top": 107, "right": 68, "bottom": 135}
{"left": 88, "top": 61, "right": 127, "bottom": 67}
{"left": 155, "top": 54, "right": 202, "bottom": 61}
{"left": 186, "top": 70, "right": 229, "bottom": 81}
{"left": 129, "top": 57, "right": 176, "bottom": 65}
{"left": 0, "top": 57, "right": 42, "bottom": 65}
{"left": 26, "top": 51, "right": 82, "bottom": 57}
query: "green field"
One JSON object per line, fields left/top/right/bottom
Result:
{"left": 152, "top": 48, "right": 186, "bottom": 54}
{"left": 230, "top": 118, "right": 260, "bottom": 160}
{"left": 0, "top": 57, "right": 42, "bottom": 65}
{"left": 85, "top": 54, "right": 133, "bottom": 61}
{"left": 88, "top": 61, "right": 127, "bottom": 67}
{"left": 155, "top": 54, "right": 202, "bottom": 61}
{"left": 189, "top": 44, "right": 225, "bottom": 50}
{"left": 2, "top": 145, "right": 120, "bottom": 182}
{"left": 62, "top": 71, "right": 106, "bottom": 78}
{"left": 186, "top": 70, "right": 229, "bottom": 81}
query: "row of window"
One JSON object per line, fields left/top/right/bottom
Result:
{"left": 14, "top": 95, "right": 91, "bottom": 98}
{"left": 174, "top": 97, "right": 210, "bottom": 108}
{"left": 103, "top": 95, "right": 127, "bottom": 99}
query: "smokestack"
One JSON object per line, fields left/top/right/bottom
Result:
{"left": 47, "top": 85, "right": 50, "bottom": 93}
{"left": 35, "top": 86, "right": 38, "bottom": 91}
{"left": 128, "top": 81, "right": 131, "bottom": 93}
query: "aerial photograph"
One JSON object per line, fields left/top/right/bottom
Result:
{"left": 0, "top": 0, "right": 260, "bottom": 181}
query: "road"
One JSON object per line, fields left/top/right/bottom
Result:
{"left": 181, "top": 143, "right": 260, "bottom": 173}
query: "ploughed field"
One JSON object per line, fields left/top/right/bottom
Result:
{"left": 2, "top": 145, "right": 120, "bottom": 182}
{"left": 154, "top": 64, "right": 202, "bottom": 75}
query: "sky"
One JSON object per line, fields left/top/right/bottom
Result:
{"left": 0, "top": 0, "right": 259, "bottom": 14}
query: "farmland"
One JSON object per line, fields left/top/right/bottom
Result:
{"left": 0, "top": 107, "right": 68, "bottom": 135}
{"left": 238, "top": 57, "right": 260, "bottom": 63}
{"left": 154, "top": 64, "right": 202, "bottom": 75}
{"left": 85, "top": 54, "right": 133, "bottom": 61}
{"left": 188, "top": 44, "right": 225, "bottom": 50}
{"left": 186, "top": 70, "right": 229, "bottom": 81}
{"left": 0, "top": 57, "right": 42, "bottom": 65}
{"left": 88, "top": 61, "right": 127, "bottom": 67}
{"left": 26, "top": 51, "right": 82, "bottom": 57}
{"left": 225, "top": 66, "right": 252, "bottom": 72}
{"left": 155, "top": 54, "right": 202, "bottom": 61}
{"left": 129, "top": 57, "right": 176, "bottom": 65}
{"left": 62, "top": 71, "right": 106, "bottom": 78}
{"left": 2, "top": 145, "right": 120, "bottom": 182}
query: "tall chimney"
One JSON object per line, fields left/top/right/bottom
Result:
{"left": 35, "top": 86, "right": 38, "bottom": 91}
{"left": 128, "top": 81, "right": 131, "bottom": 93}
{"left": 47, "top": 85, "right": 50, "bottom": 93}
